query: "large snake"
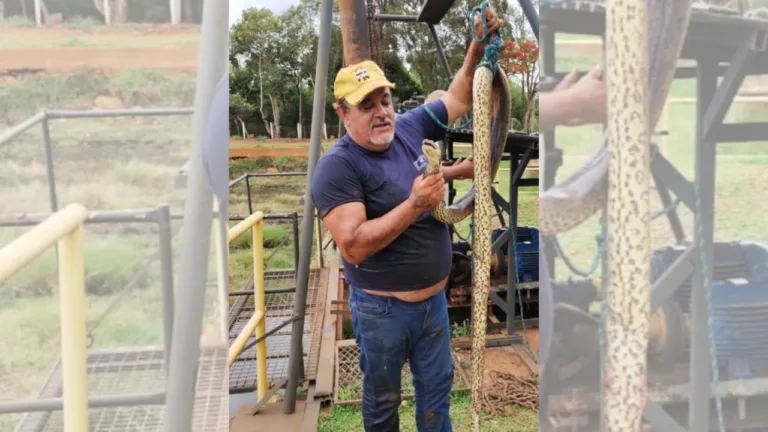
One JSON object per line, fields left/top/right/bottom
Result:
{"left": 421, "top": 34, "right": 511, "bottom": 431}
{"left": 538, "top": 0, "right": 694, "bottom": 236}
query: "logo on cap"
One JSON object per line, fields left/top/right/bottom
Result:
{"left": 354, "top": 68, "right": 370, "bottom": 82}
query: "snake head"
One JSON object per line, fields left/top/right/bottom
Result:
{"left": 421, "top": 139, "right": 441, "bottom": 159}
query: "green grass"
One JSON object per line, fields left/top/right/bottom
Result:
{"left": 317, "top": 392, "right": 538, "bottom": 432}
{"left": 0, "top": 59, "right": 218, "bottom": 430}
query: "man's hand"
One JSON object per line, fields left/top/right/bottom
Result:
{"left": 474, "top": 5, "right": 504, "bottom": 41}
{"left": 560, "top": 65, "right": 607, "bottom": 126}
{"left": 409, "top": 172, "right": 445, "bottom": 211}
{"left": 451, "top": 157, "right": 474, "bottom": 181}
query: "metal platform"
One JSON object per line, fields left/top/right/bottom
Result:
{"left": 228, "top": 268, "right": 327, "bottom": 393}
{"left": 15, "top": 346, "right": 228, "bottom": 432}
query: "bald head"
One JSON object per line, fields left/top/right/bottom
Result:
{"left": 425, "top": 90, "right": 446, "bottom": 104}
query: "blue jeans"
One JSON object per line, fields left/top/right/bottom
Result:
{"left": 349, "top": 286, "right": 454, "bottom": 432}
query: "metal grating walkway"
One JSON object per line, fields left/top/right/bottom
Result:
{"left": 15, "top": 346, "right": 228, "bottom": 432}
{"left": 228, "top": 268, "right": 328, "bottom": 393}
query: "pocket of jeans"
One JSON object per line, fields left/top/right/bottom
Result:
{"left": 355, "top": 300, "right": 389, "bottom": 318}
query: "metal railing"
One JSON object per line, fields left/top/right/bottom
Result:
{"left": 0, "top": 204, "right": 89, "bottom": 431}
{"left": 226, "top": 211, "right": 269, "bottom": 404}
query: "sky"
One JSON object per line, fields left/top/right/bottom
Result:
{"left": 230, "top": 0, "right": 300, "bottom": 27}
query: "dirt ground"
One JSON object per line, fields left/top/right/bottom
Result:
{"left": 454, "top": 329, "right": 540, "bottom": 388}
{"left": 0, "top": 25, "right": 200, "bottom": 74}
{"left": 229, "top": 147, "right": 320, "bottom": 159}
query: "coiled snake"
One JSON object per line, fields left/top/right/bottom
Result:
{"left": 421, "top": 26, "right": 511, "bottom": 431}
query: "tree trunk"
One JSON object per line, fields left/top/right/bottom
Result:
{"left": 270, "top": 94, "right": 281, "bottom": 139}
{"left": 298, "top": 80, "right": 303, "bottom": 139}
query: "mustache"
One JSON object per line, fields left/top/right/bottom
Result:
{"left": 370, "top": 118, "right": 392, "bottom": 129}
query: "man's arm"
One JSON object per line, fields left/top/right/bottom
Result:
{"left": 440, "top": 40, "right": 486, "bottom": 125}
{"left": 537, "top": 89, "right": 585, "bottom": 132}
{"left": 322, "top": 199, "right": 425, "bottom": 266}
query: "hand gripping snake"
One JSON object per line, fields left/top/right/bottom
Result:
{"left": 420, "top": 6, "right": 511, "bottom": 429}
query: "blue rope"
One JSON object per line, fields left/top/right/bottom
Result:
{"left": 423, "top": 1, "right": 503, "bottom": 132}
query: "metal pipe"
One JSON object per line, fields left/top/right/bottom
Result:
{"left": 45, "top": 107, "right": 193, "bottom": 119}
{"left": 156, "top": 205, "right": 175, "bottom": 369}
{"left": 338, "top": 0, "right": 371, "bottom": 65}
{"left": 428, "top": 23, "right": 453, "bottom": 79}
{"left": 252, "top": 221, "right": 268, "bottom": 400}
{"left": 291, "top": 212, "right": 300, "bottom": 277}
{"left": 603, "top": 0, "right": 650, "bottom": 429}
{"left": 247, "top": 172, "right": 306, "bottom": 178}
{"left": 245, "top": 175, "right": 253, "bottom": 214}
{"left": 506, "top": 154, "right": 519, "bottom": 337}
{"left": 0, "top": 392, "right": 165, "bottom": 414}
{"left": 0, "top": 208, "right": 159, "bottom": 227}
{"left": 162, "top": 0, "right": 228, "bottom": 428}
{"left": 284, "top": 0, "right": 333, "bottom": 413}
{"left": 517, "top": 0, "right": 540, "bottom": 41}
{"left": 58, "top": 223, "right": 89, "bottom": 432}
{"left": 377, "top": 13, "right": 418, "bottom": 22}
{"left": 0, "top": 111, "right": 45, "bottom": 147}
{"left": 40, "top": 118, "right": 58, "bottom": 213}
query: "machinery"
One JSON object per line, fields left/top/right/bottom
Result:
{"left": 548, "top": 241, "right": 768, "bottom": 410}
{"left": 448, "top": 226, "right": 540, "bottom": 318}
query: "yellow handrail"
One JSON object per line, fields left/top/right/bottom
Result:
{"left": 0, "top": 203, "right": 89, "bottom": 432}
{"left": 227, "top": 211, "right": 267, "bottom": 401}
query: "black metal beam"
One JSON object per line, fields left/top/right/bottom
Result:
{"left": 417, "top": 0, "right": 456, "bottom": 25}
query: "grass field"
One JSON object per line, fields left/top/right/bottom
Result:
{"left": 0, "top": 22, "right": 222, "bottom": 430}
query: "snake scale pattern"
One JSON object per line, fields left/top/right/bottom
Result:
{"left": 603, "top": 0, "right": 651, "bottom": 428}
{"left": 538, "top": 0, "right": 694, "bottom": 236}
{"left": 421, "top": 55, "right": 510, "bottom": 431}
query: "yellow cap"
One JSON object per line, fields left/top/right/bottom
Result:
{"left": 333, "top": 60, "right": 396, "bottom": 106}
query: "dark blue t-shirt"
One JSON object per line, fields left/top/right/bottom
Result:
{"left": 310, "top": 100, "right": 452, "bottom": 292}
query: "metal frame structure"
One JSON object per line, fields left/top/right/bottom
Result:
{"left": 540, "top": 2, "right": 768, "bottom": 430}
{"left": 0, "top": 1, "right": 229, "bottom": 429}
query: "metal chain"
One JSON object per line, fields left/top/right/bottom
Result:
{"left": 366, "top": 0, "right": 382, "bottom": 66}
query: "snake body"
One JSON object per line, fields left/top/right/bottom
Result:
{"left": 421, "top": 47, "right": 510, "bottom": 432}
{"left": 538, "top": 0, "right": 694, "bottom": 236}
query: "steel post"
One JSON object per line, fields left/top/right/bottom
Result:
{"left": 284, "top": 0, "right": 333, "bottom": 414}
{"left": 161, "top": 0, "right": 228, "bottom": 428}
{"left": 155, "top": 205, "right": 175, "bottom": 369}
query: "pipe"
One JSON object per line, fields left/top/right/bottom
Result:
{"left": 284, "top": 0, "right": 334, "bottom": 414}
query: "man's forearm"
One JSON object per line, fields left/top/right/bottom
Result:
{"left": 447, "top": 40, "right": 486, "bottom": 110}
{"left": 344, "top": 199, "right": 425, "bottom": 264}
{"left": 440, "top": 164, "right": 461, "bottom": 182}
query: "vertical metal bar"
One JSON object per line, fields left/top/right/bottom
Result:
{"left": 689, "top": 57, "right": 718, "bottom": 432}
{"left": 58, "top": 225, "right": 88, "bottom": 432}
{"left": 506, "top": 154, "right": 519, "bottom": 337}
{"left": 41, "top": 116, "right": 59, "bottom": 213}
{"left": 245, "top": 175, "right": 253, "bottom": 214}
{"left": 162, "top": 0, "right": 227, "bottom": 428}
{"left": 253, "top": 222, "right": 268, "bottom": 400}
{"left": 539, "top": 26, "right": 557, "bottom": 280}
{"left": 315, "top": 215, "right": 324, "bottom": 269}
{"left": 156, "top": 205, "right": 175, "bottom": 369}
{"left": 284, "top": 0, "right": 333, "bottom": 413}
{"left": 517, "top": 0, "right": 539, "bottom": 41}
{"left": 427, "top": 23, "right": 452, "bottom": 78}
{"left": 292, "top": 212, "right": 300, "bottom": 276}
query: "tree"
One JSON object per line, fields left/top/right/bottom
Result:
{"left": 501, "top": 37, "right": 538, "bottom": 132}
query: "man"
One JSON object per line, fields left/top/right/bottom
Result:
{"left": 310, "top": 8, "right": 503, "bottom": 432}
